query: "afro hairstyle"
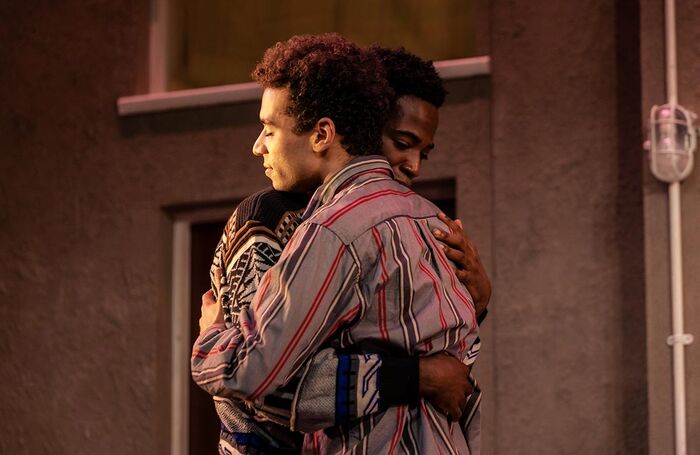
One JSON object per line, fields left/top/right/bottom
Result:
{"left": 252, "top": 34, "right": 393, "bottom": 156}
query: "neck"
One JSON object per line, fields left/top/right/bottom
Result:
{"left": 320, "top": 149, "right": 354, "bottom": 185}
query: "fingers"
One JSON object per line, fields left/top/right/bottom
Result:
{"left": 455, "top": 269, "right": 469, "bottom": 285}
{"left": 437, "top": 212, "right": 457, "bottom": 231}
{"left": 202, "top": 289, "right": 216, "bottom": 305}
{"left": 213, "top": 268, "right": 223, "bottom": 289}
{"left": 433, "top": 229, "right": 465, "bottom": 253}
{"left": 434, "top": 214, "right": 487, "bottom": 298}
{"left": 444, "top": 389, "right": 468, "bottom": 421}
{"left": 438, "top": 212, "right": 470, "bottom": 237}
{"left": 434, "top": 214, "right": 475, "bottom": 260}
{"left": 200, "top": 289, "right": 224, "bottom": 334}
{"left": 449, "top": 264, "right": 473, "bottom": 291}
{"left": 441, "top": 244, "right": 467, "bottom": 266}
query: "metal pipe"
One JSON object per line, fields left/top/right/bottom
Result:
{"left": 665, "top": 0, "right": 678, "bottom": 106}
{"left": 664, "top": 1, "right": 688, "bottom": 454}
{"left": 668, "top": 181, "right": 688, "bottom": 455}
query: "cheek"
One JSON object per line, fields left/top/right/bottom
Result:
{"left": 381, "top": 147, "right": 402, "bottom": 167}
{"left": 267, "top": 138, "right": 287, "bottom": 162}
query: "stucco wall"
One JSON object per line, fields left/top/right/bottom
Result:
{"left": 490, "top": 1, "right": 648, "bottom": 453}
{"left": 2, "top": 0, "right": 698, "bottom": 454}
{"left": 0, "top": 2, "right": 267, "bottom": 453}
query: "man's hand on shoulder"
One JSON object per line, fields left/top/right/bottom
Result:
{"left": 432, "top": 212, "right": 492, "bottom": 318}
{"left": 199, "top": 289, "right": 224, "bottom": 334}
{"left": 419, "top": 352, "right": 472, "bottom": 420}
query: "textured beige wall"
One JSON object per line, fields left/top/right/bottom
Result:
{"left": 490, "top": 1, "right": 648, "bottom": 453}
{"left": 0, "top": 2, "right": 267, "bottom": 453}
{"left": 2, "top": 0, "right": 698, "bottom": 454}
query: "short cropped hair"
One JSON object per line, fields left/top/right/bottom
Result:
{"left": 369, "top": 46, "right": 446, "bottom": 108}
{"left": 252, "top": 34, "right": 392, "bottom": 156}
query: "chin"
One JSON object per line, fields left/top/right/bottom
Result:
{"left": 397, "top": 177, "right": 413, "bottom": 188}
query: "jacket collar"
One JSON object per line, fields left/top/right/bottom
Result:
{"left": 303, "top": 155, "right": 393, "bottom": 219}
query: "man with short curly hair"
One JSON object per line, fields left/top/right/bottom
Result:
{"left": 192, "top": 34, "right": 482, "bottom": 454}
{"left": 251, "top": 33, "right": 391, "bottom": 164}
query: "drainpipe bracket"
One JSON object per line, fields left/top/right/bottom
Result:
{"left": 667, "top": 334, "right": 695, "bottom": 346}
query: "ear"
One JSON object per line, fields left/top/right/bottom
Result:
{"left": 310, "top": 117, "right": 336, "bottom": 154}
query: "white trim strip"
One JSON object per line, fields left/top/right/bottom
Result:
{"left": 434, "top": 55, "right": 490, "bottom": 79}
{"left": 117, "top": 56, "right": 490, "bottom": 116}
{"left": 118, "top": 82, "right": 262, "bottom": 116}
{"left": 171, "top": 220, "right": 191, "bottom": 455}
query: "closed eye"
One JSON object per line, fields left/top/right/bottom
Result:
{"left": 393, "top": 139, "right": 410, "bottom": 150}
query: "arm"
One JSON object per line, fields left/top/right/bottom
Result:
{"left": 200, "top": 223, "right": 475, "bottom": 429}
{"left": 288, "top": 347, "right": 472, "bottom": 431}
{"left": 198, "top": 300, "right": 470, "bottom": 431}
{"left": 419, "top": 354, "right": 473, "bottom": 420}
{"left": 432, "top": 212, "right": 491, "bottom": 321}
{"left": 284, "top": 212, "right": 486, "bottom": 428}
{"left": 192, "top": 223, "right": 360, "bottom": 402}
{"left": 197, "top": 322, "right": 473, "bottom": 431}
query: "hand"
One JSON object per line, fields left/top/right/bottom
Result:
{"left": 419, "top": 353, "right": 472, "bottom": 420}
{"left": 211, "top": 265, "right": 223, "bottom": 297}
{"left": 433, "top": 212, "right": 492, "bottom": 318}
{"left": 199, "top": 289, "right": 224, "bottom": 334}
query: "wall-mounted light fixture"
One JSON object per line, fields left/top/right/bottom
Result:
{"left": 645, "top": 103, "right": 696, "bottom": 183}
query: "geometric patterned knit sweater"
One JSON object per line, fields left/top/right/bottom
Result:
{"left": 211, "top": 188, "right": 309, "bottom": 329}
{"left": 209, "top": 188, "right": 309, "bottom": 454}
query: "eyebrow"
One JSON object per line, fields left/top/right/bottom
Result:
{"left": 260, "top": 116, "right": 277, "bottom": 126}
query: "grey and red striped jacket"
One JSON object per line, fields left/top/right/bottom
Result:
{"left": 193, "top": 156, "right": 481, "bottom": 454}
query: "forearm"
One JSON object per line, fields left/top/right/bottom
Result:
{"left": 192, "top": 309, "right": 310, "bottom": 401}
{"left": 191, "top": 323, "right": 252, "bottom": 399}
{"left": 290, "top": 349, "right": 419, "bottom": 432}
{"left": 193, "top": 223, "right": 359, "bottom": 403}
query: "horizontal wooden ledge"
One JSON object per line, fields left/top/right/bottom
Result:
{"left": 117, "top": 55, "right": 490, "bottom": 116}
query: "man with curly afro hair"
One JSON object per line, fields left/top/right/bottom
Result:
{"left": 193, "top": 34, "right": 482, "bottom": 454}
{"left": 250, "top": 33, "right": 392, "bottom": 189}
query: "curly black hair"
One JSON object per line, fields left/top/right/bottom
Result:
{"left": 368, "top": 46, "right": 446, "bottom": 108}
{"left": 252, "top": 34, "right": 393, "bottom": 156}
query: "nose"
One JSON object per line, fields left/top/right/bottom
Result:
{"left": 252, "top": 130, "right": 266, "bottom": 156}
{"left": 400, "top": 152, "right": 421, "bottom": 180}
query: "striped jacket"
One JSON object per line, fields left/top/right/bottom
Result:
{"left": 208, "top": 188, "right": 424, "bottom": 454}
{"left": 192, "top": 156, "right": 480, "bottom": 454}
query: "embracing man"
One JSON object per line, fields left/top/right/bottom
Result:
{"left": 192, "top": 34, "right": 484, "bottom": 454}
